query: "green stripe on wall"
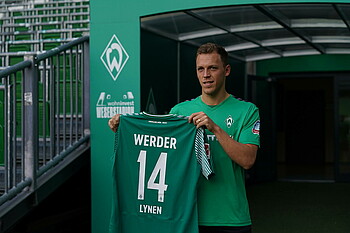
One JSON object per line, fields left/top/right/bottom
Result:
{"left": 256, "top": 54, "right": 350, "bottom": 76}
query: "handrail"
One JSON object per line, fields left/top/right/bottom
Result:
{"left": 0, "top": 60, "right": 31, "bottom": 78}
{"left": 36, "top": 35, "right": 89, "bottom": 61}
{"left": 37, "top": 135, "right": 90, "bottom": 177}
{"left": 0, "top": 35, "right": 90, "bottom": 223}
{"left": 0, "top": 178, "right": 32, "bottom": 206}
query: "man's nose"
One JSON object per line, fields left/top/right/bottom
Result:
{"left": 204, "top": 69, "right": 210, "bottom": 77}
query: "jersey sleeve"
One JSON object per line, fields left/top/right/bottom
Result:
{"left": 110, "top": 118, "right": 122, "bottom": 233}
{"left": 169, "top": 105, "right": 180, "bottom": 115}
{"left": 112, "top": 115, "right": 123, "bottom": 161}
{"left": 195, "top": 127, "right": 214, "bottom": 180}
{"left": 169, "top": 102, "right": 189, "bottom": 116}
{"left": 238, "top": 104, "right": 260, "bottom": 146}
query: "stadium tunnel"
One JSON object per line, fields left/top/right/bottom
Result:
{"left": 138, "top": 3, "right": 350, "bottom": 183}
{"left": 90, "top": 1, "right": 350, "bottom": 233}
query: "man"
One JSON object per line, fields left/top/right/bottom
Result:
{"left": 108, "top": 43, "right": 260, "bottom": 233}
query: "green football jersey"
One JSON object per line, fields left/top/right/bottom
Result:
{"left": 109, "top": 112, "right": 213, "bottom": 233}
{"left": 170, "top": 95, "right": 260, "bottom": 227}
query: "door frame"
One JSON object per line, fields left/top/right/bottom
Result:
{"left": 247, "top": 75, "right": 277, "bottom": 183}
{"left": 334, "top": 72, "right": 350, "bottom": 182}
{"left": 260, "top": 71, "right": 350, "bottom": 182}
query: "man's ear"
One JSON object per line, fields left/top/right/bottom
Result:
{"left": 225, "top": 64, "right": 231, "bottom": 76}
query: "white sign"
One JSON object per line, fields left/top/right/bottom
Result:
{"left": 96, "top": 91, "right": 135, "bottom": 118}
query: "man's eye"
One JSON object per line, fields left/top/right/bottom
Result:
{"left": 197, "top": 68, "right": 204, "bottom": 71}
{"left": 210, "top": 67, "right": 218, "bottom": 70}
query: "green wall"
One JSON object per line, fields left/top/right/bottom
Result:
{"left": 90, "top": 1, "right": 350, "bottom": 233}
{"left": 256, "top": 54, "right": 350, "bottom": 77}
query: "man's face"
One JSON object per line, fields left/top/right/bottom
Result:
{"left": 196, "top": 52, "right": 230, "bottom": 97}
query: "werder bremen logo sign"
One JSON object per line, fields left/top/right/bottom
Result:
{"left": 100, "top": 34, "right": 129, "bottom": 81}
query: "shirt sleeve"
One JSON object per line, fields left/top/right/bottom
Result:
{"left": 169, "top": 105, "right": 179, "bottom": 115}
{"left": 239, "top": 105, "right": 260, "bottom": 146}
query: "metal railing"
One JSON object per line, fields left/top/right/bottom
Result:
{"left": 0, "top": 0, "right": 90, "bottom": 69}
{"left": 0, "top": 35, "right": 90, "bottom": 212}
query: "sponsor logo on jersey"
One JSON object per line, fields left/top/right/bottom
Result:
{"left": 100, "top": 34, "right": 129, "bottom": 81}
{"left": 225, "top": 115, "right": 234, "bottom": 128}
{"left": 205, "top": 142, "right": 211, "bottom": 160}
{"left": 252, "top": 120, "right": 260, "bottom": 135}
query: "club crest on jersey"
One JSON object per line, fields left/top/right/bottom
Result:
{"left": 225, "top": 115, "right": 234, "bottom": 128}
{"left": 252, "top": 120, "right": 260, "bottom": 135}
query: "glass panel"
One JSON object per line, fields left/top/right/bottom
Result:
{"left": 265, "top": 4, "right": 339, "bottom": 20}
{"left": 141, "top": 3, "right": 350, "bottom": 62}
{"left": 237, "top": 28, "right": 295, "bottom": 42}
{"left": 192, "top": 5, "right": 273, "bottom": 28}
{"left": 295, "top": 28, "right": 350, "bottom": 38}
{"left": 141, "top": 12, "right": 219, "bottom": 38}
{"left": 339, "top": 90, "right": 350, "bottom": 173}
{"left": 338, "top": 4, "right": 350, "bottom": 27}
{"left": 189, "top": 33, "right": 246, "bottom": 48}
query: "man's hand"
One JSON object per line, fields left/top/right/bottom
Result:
{"left": 108, "top": 114, "right": 121, "bottom": 132}
{"left": 189, "top": 111, "right": 257, "bottom": 169}
{"left": 188, "top": 112, "right": 219, "bottom": 133}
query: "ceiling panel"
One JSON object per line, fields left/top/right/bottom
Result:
{"left": 236, "top": 28, "right": 296, "bottom": 43}
{"left": 191, "top": 5, "right": 272, "bottom": 28}
{"left": 141, "top": 3, "right": 350, "bottom": 62}
{"left": 264, "top": 4, "right": 340, "bottom": 20}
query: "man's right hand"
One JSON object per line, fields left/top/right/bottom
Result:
{"left": 108, "top": 114, "right": 121, "bottom": 132}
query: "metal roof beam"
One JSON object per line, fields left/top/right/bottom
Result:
{"left": 183, "top": 10, "right": 257, "bottom": 44}
{"left": 333, "top": 4, "right": 350, "bottom": 31}
{"left": 183, "top": 10, "right": 282, "bottom": 60}
{"left": 141, "top": 24, "right": 180, "bottom": 41}
{"left": 254, "top": 5, "right": 325, "bottom": 54}
{"left": 185, "top": 39, "right": 247, "bottom": 62}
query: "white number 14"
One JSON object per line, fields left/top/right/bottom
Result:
{"left": 137, "top": 150, "right": 168, "bottom": 202}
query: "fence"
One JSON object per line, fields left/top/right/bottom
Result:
{"left": 0, "top": 0, "right": 90, "bottom": 68}
{"left": 0, "top": 36, "right": 90, "bottom": 219}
